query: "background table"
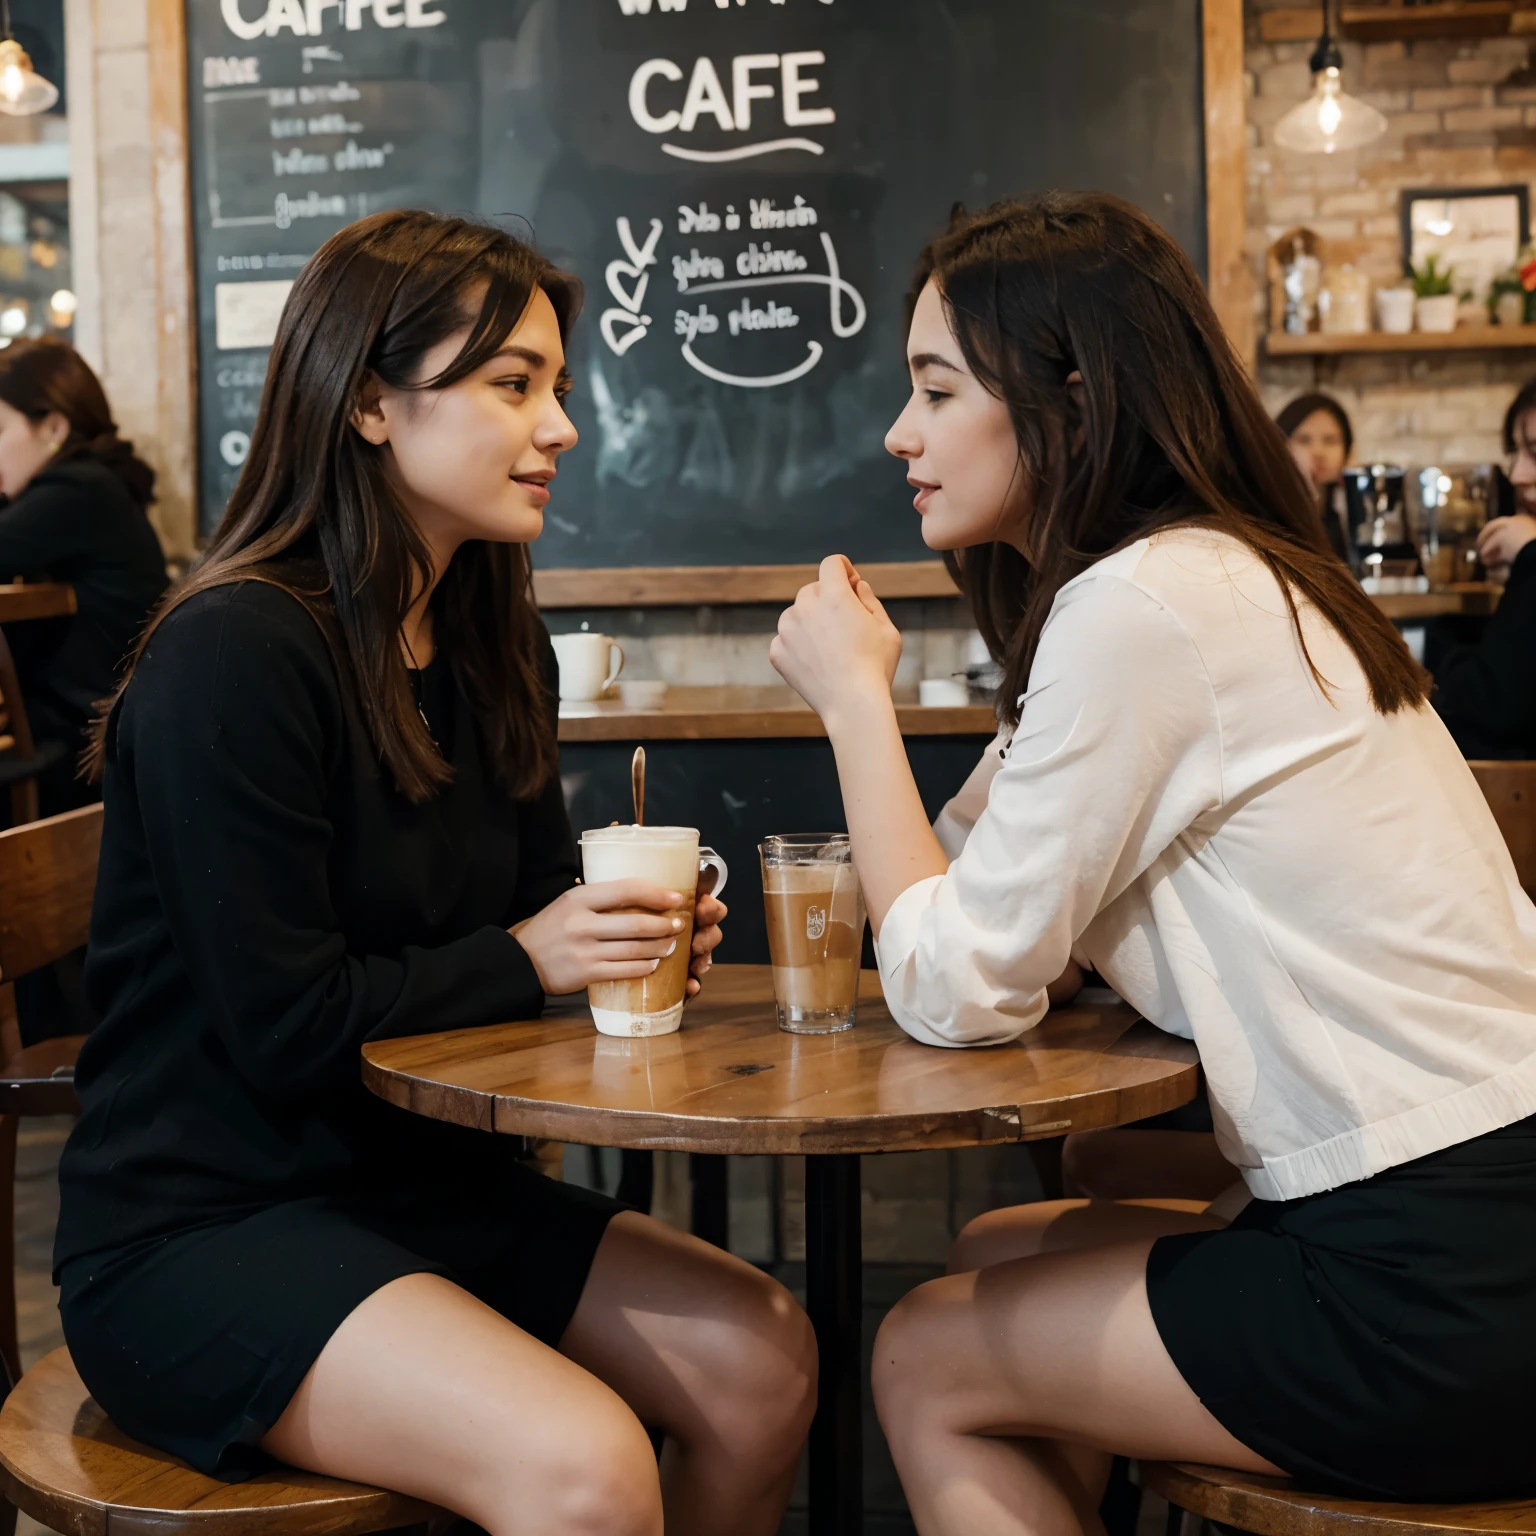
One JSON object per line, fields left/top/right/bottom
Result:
{"left": 363, "top": 965, "right": 1199, "bottom": 1536}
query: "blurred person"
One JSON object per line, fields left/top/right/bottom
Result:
{"left": 0, "top": 339, "right": 167, "bottom": 817}
{"left": 1277, "top": 392, "right": 1353, "bottom": 565}
{"left": 1429, "top": 377, "right": 1536, "bottom": 759}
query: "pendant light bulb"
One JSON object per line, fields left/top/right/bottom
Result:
{"left": 1273, "top": 12, "right": 1386, "bottom": 155}
{"left": 0, "top": 0, "right": 56, "bottom": 119}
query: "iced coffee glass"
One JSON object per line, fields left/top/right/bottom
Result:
{"left": 759, "top": 834, "right": 866, "bottom": 1034}
{"left": 580, "top": 826, "right": 728, "bottom": 1038}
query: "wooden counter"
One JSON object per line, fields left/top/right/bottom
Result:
{"left": 1372, "top": 585, "right": 1501, "bottom": 621}
{"left": 558, "top": 685, "right": 996, "bottom": 743}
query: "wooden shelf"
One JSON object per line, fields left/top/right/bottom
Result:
{"left": 1260, "top": 3, "right": 1536, "bottom": 42}
{"left": 1266, "top": 324, "right": 1536, "bottom": 357}
{"left": 1372, "top": 586, "right": 1501, "bottom": 620}
{"left": 557, "top": 685, "right": 996, "bottom": 742}
{"left": 533, "top": 560, "right": 960, "bottom": 610}
{"left": 0, "top": 583, "right": 75, "bottom": 624}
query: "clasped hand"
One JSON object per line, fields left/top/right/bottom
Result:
{"left": 1475, "top": 512, "right": 1536, "bottom": 579}
{"left": 769, "top": 555, "right": 904, "bottom": 722}
{"left": 511, "top": 881, "right": 727, "bottom": 998}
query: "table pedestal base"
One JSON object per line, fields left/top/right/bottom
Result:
{"left": 805, "top": 1153, "right": 862, "bottom": 1536}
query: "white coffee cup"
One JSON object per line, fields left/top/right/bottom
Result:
{"left": 553, "top": 633, "right": 624, "bottom": 701}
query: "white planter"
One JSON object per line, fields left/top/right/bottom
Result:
{"left": 1375, "top": 287, "right": 1415, "bottom": 333}
{"left": 1415, "top": 293, "right": 1459, "bottom": 333}
{"left": 1497, "top": 291, "right": 1526, "bottom": 328}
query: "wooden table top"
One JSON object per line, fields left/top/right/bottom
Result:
{"left": 0, "top": 583, "right": 74, "bottom": 624}
{"left": 1372, "top": 584, "right": 1500, "bottom": 622}
{"left": 558, "top": 685, "right": 996, "bottom": 743}
{"left": 362, "top": 965, "right": 1199, "bottom": 1156}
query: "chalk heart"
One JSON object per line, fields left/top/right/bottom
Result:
{"left": 601, "top": 308, "right": 651, "bottom": 356}
{"left": 606, "top": 260, "right": 651, "bottom": 315}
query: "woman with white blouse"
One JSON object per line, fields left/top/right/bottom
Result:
{"left": 770, "top": 193, "right": 1536, "bottom": 1533}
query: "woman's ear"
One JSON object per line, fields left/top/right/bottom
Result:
{"left": 350, "top": 373, "right": 389, "bottom": 447}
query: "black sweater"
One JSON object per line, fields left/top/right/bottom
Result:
{"left": 55, "top": 581, "right": 576, "bottom": 1271}
{"left": 0, "top": 457, "right": 167, "bottom": 758}
{"left": 1432, "top": 541, "right": 1536, "bottom": 760}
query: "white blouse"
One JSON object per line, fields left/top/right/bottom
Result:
{"left": 877, "top": 528, "right": 1536, "bottom": 1201}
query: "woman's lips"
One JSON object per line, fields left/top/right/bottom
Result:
{"left": 513, "top": 477, "right": 553, "bottom": 505}
{"left": 911, "top": 482, "right": 939, "bottom": 513}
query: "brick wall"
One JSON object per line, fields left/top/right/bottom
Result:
{"left": 1247, "top": 1, "right": 1536, "bottom": 470}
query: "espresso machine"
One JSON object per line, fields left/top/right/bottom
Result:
{"left": 1341, "top": 464, "right": 1422, "bottom": 588}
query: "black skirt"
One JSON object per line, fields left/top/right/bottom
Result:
{"left": 1147, "top": 1112, "right": 1536, "bottom": 1502}
{"left": 57, "top": 1162, "right": 621, "bottom": 1480}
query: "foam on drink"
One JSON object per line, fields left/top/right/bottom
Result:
{"left": 581, "top": 826, "right": 700, "bottom": 1037}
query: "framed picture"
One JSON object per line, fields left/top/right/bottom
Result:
{"left": 1401, "top": 185, "right": 1531, "bottom": 299}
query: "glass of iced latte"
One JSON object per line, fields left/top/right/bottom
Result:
{"left": 759, "top": 834, "right": 866, "bottom": 1034}
{"left": 580, "top": 826, "right": 728, "bottom": 1038}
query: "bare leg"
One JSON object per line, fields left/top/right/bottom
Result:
{"left": 875, "top": 1236, "right": 1285, "bottom": 1536}
{"left": 561, "top": 1211, "right": 817, "bottom": 1536}
{"left": 949, "top": 1196, "right": 1224, "bottom": 1273}
{"left": 262, "top": 1211, "right": 815, "bottom": 1536}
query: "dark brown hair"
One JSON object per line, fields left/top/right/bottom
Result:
{"left": 913, "top": 194, "right": 1428, "bottom": 728}
{"left": 92, "top": 209, "right": 579, "bottom": 802}
{"left": 1503, "top": 376, "right": 1536, "bottom": 453}
{"left": 1276, "top": 392, "right": 1354, "bottom": 457}
{"left": 0, "top": 339, "right": 156, "bottom": 510}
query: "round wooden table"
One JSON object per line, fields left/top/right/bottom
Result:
{"left": 363, "top": 964, "right": 1198, "bottom": 1536}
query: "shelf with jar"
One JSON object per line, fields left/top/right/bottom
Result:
{"left": 1265, "top": 226, "right": 1536, "bottom": 359}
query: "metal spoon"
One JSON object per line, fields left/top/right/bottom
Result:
{"left": 631, "top": 745, "right": 645, "bottom": 827}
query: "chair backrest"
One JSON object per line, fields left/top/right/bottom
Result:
{"left": 0, "top": 803, "right": 102, "bottom": 983}
{"left": 1467, "top": 761, "right": 1536, "bottom": 894}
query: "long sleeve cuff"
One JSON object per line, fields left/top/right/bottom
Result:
{"left": 875, "top": 875, "right": 1045, "bottom": 1048}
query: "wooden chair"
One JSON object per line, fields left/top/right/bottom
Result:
{"left": 0, "top": 629, "right": 65, "bottom": 829}
{"left": 0, "top": 1348, "right": 445, "bottom": 1536}
{"left": 0, "top": 805, "right": 100, "bottom": 1384}
{"left": 1142, "top": 1460, "right": 1536, "bottom": 1536}
{"left": 1467, "top": 761, "right": 1536, "bottom": 894}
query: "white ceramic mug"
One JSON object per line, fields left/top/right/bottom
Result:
{"left": 552, "top": 633, "right": 625, "bottom": 702}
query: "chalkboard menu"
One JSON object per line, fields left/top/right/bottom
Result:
{"left": 188, "top": 0, "right": 1207, "bottom": 563}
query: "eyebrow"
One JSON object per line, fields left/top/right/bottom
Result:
{"left": 492, "top": 345, "right": 547, "bottom": 368}
{"left": 909, "top": 352, "right": 963, "bottom": 374}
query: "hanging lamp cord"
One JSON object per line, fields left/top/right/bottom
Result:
{"left": 0, "top": 1, "right": 11, "bottom": 44}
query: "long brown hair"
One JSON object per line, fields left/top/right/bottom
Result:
{"left": 914, "top": 194, "right": 1428, "bottom": 728}
{"left": 0, "top": 339, "right": 156, "bottom": 510}
{"left": 92, "top": 209, "right": 579, "bottom": 802}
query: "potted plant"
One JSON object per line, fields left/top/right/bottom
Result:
{"left": 1490, "top": 267, "right": 1526, "bottom": 328}
{"left": 1412, "top": 255, "right": 1459, "bottom": 332}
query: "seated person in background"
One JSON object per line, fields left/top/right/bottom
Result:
{"left": 1277, "top": 391, "right": 1354, "bottom": 565}
{"left": 1430, "top": 377, "right": 1536, "bottom": 759}
{"left": 0, "top": 338, "right": 167, "bottom": 816}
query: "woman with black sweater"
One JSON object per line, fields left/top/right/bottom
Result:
{"left": 55, "top": 211, "right": 814, "bottom": 1536}
{"left": 0, "top": 340, "right": 167, "bottom": 815}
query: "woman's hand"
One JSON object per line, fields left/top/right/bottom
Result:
{"left": 687, "top": 892, "right": 728, "bottom": 997}
{"left": 770, "top": 555, "right": 903, "bottom": 726}
{"left": 511, "top": 880, "right": 689, "bottom": 996}
{"left": 1476, "top": 513, "right": 1536, "bottom": 576}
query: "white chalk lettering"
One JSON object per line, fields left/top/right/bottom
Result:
{"left": 750, "top": 195, "right": 817, "bottom": 229}
{"left": 680, "top": 57, "right": 734, "bottom": 133}
{"left": 333, "top": 139, "right": 394, "bottom": 169}
{"left": 677, "top": 202, "right": 721, "bottom": 233}
{"left": 673, "top": 249, "right": 726, "bottom": 290}
{"left": 781, "top": 50, "right": 834, "bottom": 124}
{"left": 205, "top": 55, "right": 261, "bottom": 86}
{"left": 732, "top": 53, "right": 777, "bottom": 130}
{"left": 617, "top": 0, "right": 689, "bottom": 12}
{"left": 275, "top": 191, "right": 348, "bottom": 228}
{"left": 222, "top": 0, "right": 447, "bottom": 34}
{"left": 727, "top": 297, "right": 799, "bottom": 335}
{"left": 736, "top": 240, "right": 808, "bottom": 276}
{"left": 675, "top": 305, "right": 719, "bottom": 342}
{"left": 630, "top": 59, "right": 684, "bottom": 133}
{"left": 273, "top": 147, "right": 329, "bottom": 174}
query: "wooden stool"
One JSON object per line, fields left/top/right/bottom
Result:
{"left": 0, "top": 1348, "right": 446, "bottom": 1536}
{"left": 1468, "top": 761, "right": 1536, "bottom": 895}
{"left": 1142, "top": 1460, "right": 1536, "bottom": 1536}
{"left": 0, "top": 629, "right": 65, "bottom": 828}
